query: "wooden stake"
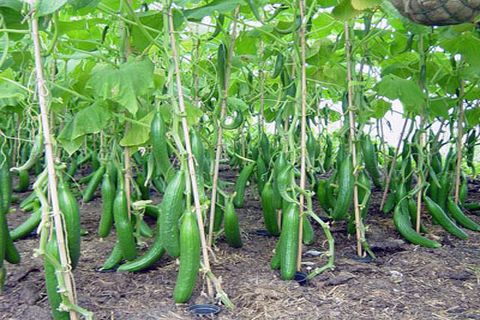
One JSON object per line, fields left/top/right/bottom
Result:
{"left": 454, "top": 82, "right": 464, "bottom": 204}
{"left": 167, "top": 7, "right": 213, "bottom": 298}
{"left": 344, "top": 21, "right": 363, "bottom": 257}
{"left": 296, "top": 0, "right": 308, "bottom": 270}
{"left": 29, "top": 7, "right": 79, "bottom": 320}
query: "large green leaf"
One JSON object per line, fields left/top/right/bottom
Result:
{"left": 0, "top": 0, "right": 22, "bottom": 11}
{"left": 183, "top": 0, "right": 244, "bottom": 21}
{"left": 120, "top": 111, "right": 154, "bottom": 147}
{"left": 69, "top": 0, "right": 99, "bottom": 10}
{"left": 88, "top": 58, "right": 154, "bottom": 115}
{"left": 375, "top": 74, "right": 424, "bottom": 111}
{"left": 331, "top": 0, "right": 361, "bottom": 20}
{"left": 465, "top": 107, "right": 480, "bottom": 127}
{"left": 59, "top": 101, "right": 112, "bottom": 140}
{"left": 36, "top": 0, "right": 69, "bottom": 17}
{"left": 0, "top": 69, "right": 26, "bottom": 108}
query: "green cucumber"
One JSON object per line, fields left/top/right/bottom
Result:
{"left": 82, "top": 165, "right": 105, "bottom": 203}
{"left": 224, "top": 196, "right": 242, "bottom": 248}
{"left": 331, "top": 155, "right": 353, "bottom": 221}
{"left": 113, "top": 178, "right": 137, "bottom": 261}
{"left": 100, "top": 241, "right": 123, "bottom": 271}
{"left": 393, "top": 203, "right": 440, "bottom": 248}
{"left": 424, "top": 196, "right": 468, "bottom": 240}
{"left": 173, "top": 210, "right": 201, "bottom": 303}
{"left": 280, "top": 202, "right": 299, "bottom": 280}
{"left": 233, "top": 163, "right": 255, "bottom": 208}
{"left": 446, "top": 198, "right": 480, "bottom": 232}
{"left": 10, "top": 208, "right": 41, "bottom": 241}
{"left": 98, "top": 171, "right": 115, "bottom": 238}
{"left": 158, "top": 170, "right": 185, "bottom": 258}
{"left": 261, "top": 181, "right": 280, "bottom": 236}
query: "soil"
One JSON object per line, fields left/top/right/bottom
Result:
{"left": 1, "top": 168, "right": 480, "bottom": 320}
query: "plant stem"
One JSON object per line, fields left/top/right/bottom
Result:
{"left": 207, "top": 7, "right": 240, "bottom": 249}
{"left": 344, "top": 21, "right": 363, "bottom": 257}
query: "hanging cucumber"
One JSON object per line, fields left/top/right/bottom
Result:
{"left": 10, "top": 207, "right": 41, "bottom": 241}
{"left": 221, "top": 107, "right": 244, "bottom": 130}
{"left": 316, "top": 179, "right": 331, "bottom": 212}
{"left": 261, "top": 181, "right": 280, "bottom": 236}
{"left": 271, "top": 52, "right": 284, "bottom": 79}
{"left": 393, "top": 203, "right": 440, "bottom": 248}
{"left": 151, "top": 110, "right": 175, "bottom": 182}
{"left": 280, "top": 202, "right": 299, "bottom": 280}
{"left": 113, "top": 177, "right": 137, "bottom": 261}
{"left": 233, "top": 163, "right": 255, "bottom": 208}
{"left": 446, "top": 198, "right": 480, "bottom": 232}
{"left": 100, "top": 241, "right": 123, "bottom": 271}
{"left": 424, "top": 196, "right": 468, "bottom": 240}
{"left": 15, "top": 169, "right": 29, "bottom": 192}
{"left": 256, "top": 154, "right": 268, "bottom": 196}
{"left": 82, "top": 165, "right": 106, "bottom": 203}
{"left": 11, "top": 134, "right": 43, "bottom": 173}
{"left": 173, "top": 210, "right": 201, "bottom": 303}
{"left": 331, "top": 155, "right": 354, "bottom": 221}
{"left": 57, "top": 175, "right": 81, "bottom": 269}
{"left": 158, "top": 170, "right": 185, "bottom": 258}
{"left": 98, "top": 171, "right": 115, "bottom": 238}
{"left": 117, "top": 221, "right": 166, "bottom": 272}
{"left": 361, "top": 135, "right": 382, "bottom": 188}
{"left": 224, "top": 196, "right": 243, "bottom": 248}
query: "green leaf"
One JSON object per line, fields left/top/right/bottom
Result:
{"left": 465, "top": 107, "right": 480, "bottom": 127}
{"left": 351, "top": 0, "right": 382, "bottom": 10}
{"left": 69, "top": 0, "right": 99, "bottom": 10}
{"left": 0, "top": 69, "right": 26, "bottom": 108}
{"left": 58, "top": 100, "right": 111, "bottom": 139}
{"left": 331, "top": 0, "right": 361, "bottom": 21}
{"left": 120, "top": 111, "right": 154, "bottom": 147}
{"left": 227, "top": 97, "right": 248, "bottom": 112}
{"left": 88, "top": 58, "right": 154, "bottom": 115}
{"left": 0, "top": 0, "right": 22, "bottom": 11}
{"left": 429, "top": 97, "right": 454, "bottom": 119}
{"left": 184, "top": 0, "right": 244, "bottom": 21}
{"left": 36, "top": 0, "right": 69, "bottom": 17}
{"left": 375, "top": 74, "right": 424, "bottom": 111}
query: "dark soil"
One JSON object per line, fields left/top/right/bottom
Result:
{"left": 1, "top": 170, "right": 480, "bottom": 320}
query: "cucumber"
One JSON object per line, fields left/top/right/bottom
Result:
{"left": 158, "top": 170, "right": 185, "bottom": 258}
{"left": 58, "top": 176, "right": 81, "bottom": 269}
{"left": 10, "top": 208, "right": 41, "bottom": 241}
{"left": 100, "top": 241, "right": 123, "bottom": 271}
{"left": 280, "top": 202, "right": 299, "bottom": 280}
{"left": 256, "top": 154, "right": 268, "bottom": 196}
{"left": 98, "top": 172, "right": 115, "bottom": 238}
{"left": 361, "top": 135, "right": 382, "bottom": 188}
{"left": 113, "top": 178, "right": 137, "bottom": 261}
{"left": 117, "top": 229, "right": 165, "bottom": 272}
{"left": 15, "top": 169, "right": 29, "bottom": 192}
{"left": 316, "top": 179, "right": 331, "bottom": 212}
{"left": 393, "top": 203, "right": 440, "bottom": 248}
{"left": 270, "top": 235, "right": 282, "bottom": 270}
{"left": 151, "top": 110, "right": 175, "bottom": 182}
{"left": 260, "top": 181, "right": 280, "bottom": 236}
{"left": 424, "top": 196, "right": 468, "bottom": 240}
{"left": 331, "top": 156, "right": 353, "bottom": 221}
{"left": 233, "top": 163, "right": 255, "bottom": 208}
{"left": 446, "top": 198, "right": 480, "bottom": 232}
{"left": 43, "top": 238, "right": 70, "bottom": 320}
{"left": 224, "top": 196, "right": 242, "bottom": 248}
{"left": 82, "top": 165, "right": 105, "bottom": 203}
{"left": 173, "top": 210, "right": 201, "bottom": 303}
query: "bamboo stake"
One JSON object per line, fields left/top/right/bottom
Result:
{"left": 296, "top": 0, "right": 308, "bottom": 270}
{"left": 454, "top": 82, "right": 464, "bottom": 204}
{"left": 29, "top": 6, "right": 79, "bottom": 320}
{"left": 207, "top": 7, "right": 240, "bottom": 248}
{"left": 167, "top": 7, "right": 214, "bottom": 298}
{"left": 344, "top": 21, "right": 363, "bottom": 257}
